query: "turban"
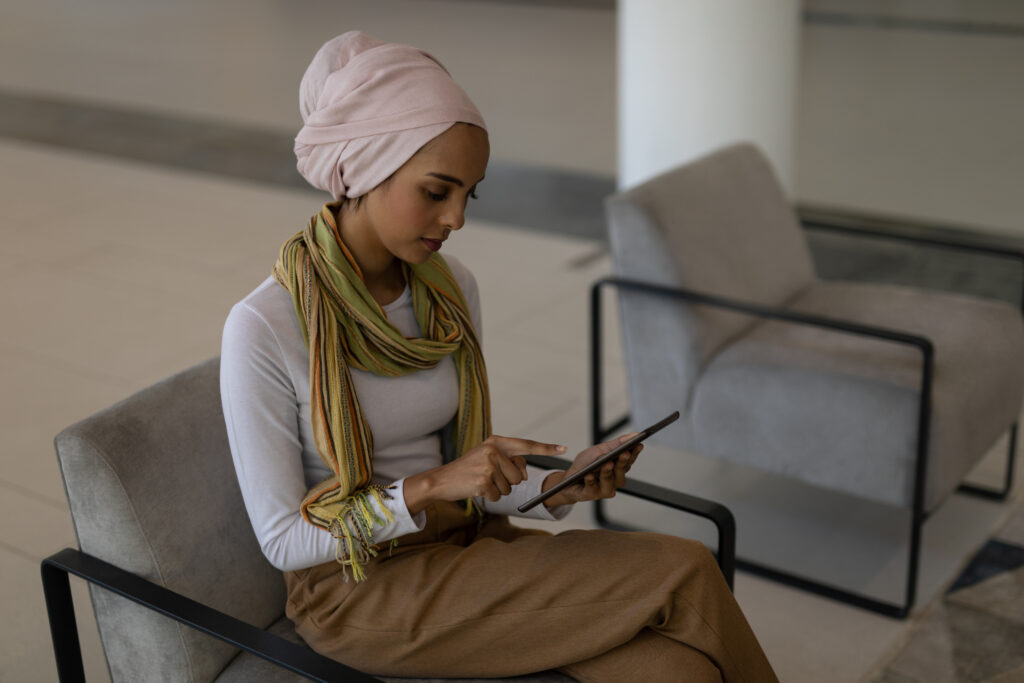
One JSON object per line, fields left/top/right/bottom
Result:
{"left": 295, "top": 31, "right": 487, "bottom": 200}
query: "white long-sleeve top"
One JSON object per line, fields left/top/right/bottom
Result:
{"left": 220, "top": 255, "right": 570, "bottom": 571}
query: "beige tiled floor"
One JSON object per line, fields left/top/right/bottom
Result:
{"left": 3, "top": 1, "right": 1024, "bottom": 682}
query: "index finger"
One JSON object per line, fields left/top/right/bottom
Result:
{"left": 492, "top": 436, "right": 568, "bottom": 457}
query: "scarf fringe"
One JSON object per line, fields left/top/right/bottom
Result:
{"left": 328, "top": 485, "right": 396, "bottom": 582}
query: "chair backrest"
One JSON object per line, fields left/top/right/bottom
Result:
{"left": 605, "top": 143, "right": 816, "bottom": 432}
{"left": 55, "top": 358, "right": 286, "bottom": 682}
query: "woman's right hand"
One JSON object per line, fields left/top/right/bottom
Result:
{"left": 403, "top": 436, "right": 567, "bottom": 515}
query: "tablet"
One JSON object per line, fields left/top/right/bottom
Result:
{"left": 517, "top": 411, "right": 680, "bottom": 513}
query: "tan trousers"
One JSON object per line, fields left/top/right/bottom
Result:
{"left": 284, "top": 502, "right": 778, "bottom": 683}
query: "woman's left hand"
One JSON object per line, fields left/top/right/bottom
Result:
{"left": 540, "top": 432, "right": 643, "bottom": 508}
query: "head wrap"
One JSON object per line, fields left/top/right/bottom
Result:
{"left": 295, "top": 31, "right": 487, "bottom": 199}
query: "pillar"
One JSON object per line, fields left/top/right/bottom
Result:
{"left": 618, "top": 0, "right": 802, "bottom": 192}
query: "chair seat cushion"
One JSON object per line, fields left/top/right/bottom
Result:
{"left": 690, "top": 280, "right": 1024, "bottom": 510}
{"left": 216, "top": 617, "right": 573, "bottom": 682}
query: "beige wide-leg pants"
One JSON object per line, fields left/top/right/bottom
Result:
{"left": 284, "top": 502, "right": 778, "bottom": 683}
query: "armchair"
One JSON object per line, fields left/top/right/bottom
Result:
{"left": 43, "top": 358, "right": 735, "bottom": 681}
{"left": 594, "top": 142, "right": 1024, "bottom": 618}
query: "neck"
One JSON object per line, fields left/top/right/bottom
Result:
{"left": 335, "top": 202, "right": 405, "bottom": 305}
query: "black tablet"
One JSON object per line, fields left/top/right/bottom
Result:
{"left": 517, "top": 411, "right": 680, "bottom": 513}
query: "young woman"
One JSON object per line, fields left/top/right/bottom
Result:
{"left": 220, "top": 31, "right": 779, "bottom": 682}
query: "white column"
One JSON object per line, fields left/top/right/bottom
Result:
{"left": 618, "top": 0, "right": 802, "bottom": 192}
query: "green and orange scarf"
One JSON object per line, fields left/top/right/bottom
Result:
{"left": 273, "top": 203, "right": 490, "bottom": 581}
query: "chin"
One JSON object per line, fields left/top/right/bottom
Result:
{"left": 403, "top": 252, "right": 433, "bottom": 265}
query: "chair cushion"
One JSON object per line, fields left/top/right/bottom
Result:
{"left": 56, "top": 358, "right": 288, "bottom": 682}
{"left": 216, "top": 617, "right": 573, "bottom": 682}
{"left": 687, "top": 280, "right": 1024, "bottom": 510}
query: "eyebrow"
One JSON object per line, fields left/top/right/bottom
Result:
{"left": 427, "top": 173, "right": 465, "bottom": 187}
{"left": 425, "top": 172, "right": 485, "bottom": 188}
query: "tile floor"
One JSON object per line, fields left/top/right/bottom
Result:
{"left": 2, "top": 1, "right": 1024, "bottom": 682}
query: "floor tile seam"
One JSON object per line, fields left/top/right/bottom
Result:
{"left": 59, "top": 236, "right": 257, "bottom": 282}
{"left": 0, "top": 338, "right": 136, "bottom": 391}
{"left": 0, "top": 477, "right": 68, "bottom": 511}
{"left": 0, "top": 241, "right": 118, "bottom": 273}
{"left": 62, "top": 262, "right": 250, "bottom": 308}
{"left": 0, "top": 537, "right": 44, "bottom": 564}
{"left": 566, "top": 245, "right": 609, "bottom": 270}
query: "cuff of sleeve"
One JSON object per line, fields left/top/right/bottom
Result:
{"left": 537, "top": 499, "right": 573, "bottom": 521}
{"left": 383, "top": 478, "right": 427, "bottom": 536}
{"left": 522, "top": 469, "right": 574, "bottom": 520}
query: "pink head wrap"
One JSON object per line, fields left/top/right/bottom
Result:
{"left": 295, "top": 31, "right": 487, "bottom": 200}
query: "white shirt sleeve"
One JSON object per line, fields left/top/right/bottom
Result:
{"left": 476, "top": 470, "right": 573, "bottom": 520}
{"left": 220, "top": 301, "right": 425, "bottom": 572}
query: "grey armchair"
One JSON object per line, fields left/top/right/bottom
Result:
{"left": 594, "top": 142, "right": 1024, "bottom": 618}
{"left": 43, "top": 357, "right": 736, "bottom": 681}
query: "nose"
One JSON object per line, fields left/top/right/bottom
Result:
{"left": 442, "top": 201, "right": 466, "bottom": 231}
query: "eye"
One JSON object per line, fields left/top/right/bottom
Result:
{"left": 469, "top": 190, "right": 479, "bottom": 200}
{"left": 426, "top": 190, "right": 448, "bottom": 202}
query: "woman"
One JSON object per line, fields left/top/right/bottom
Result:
{"left": 221, "top": 31, "right": 779, "bottom": 682}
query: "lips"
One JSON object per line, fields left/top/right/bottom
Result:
{"left": 422, "top": 238, "right": 444, "bottom": 252}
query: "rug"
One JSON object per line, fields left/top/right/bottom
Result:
{"left": 872, "top": 502, "right": 1024, "bottom": 683}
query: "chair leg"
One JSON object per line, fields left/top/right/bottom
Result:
{"left": 958, "top": 423, "right": 1018, "bottom": 501}
{"left": 41, "top": 561, "right": 86, "bottom": 682}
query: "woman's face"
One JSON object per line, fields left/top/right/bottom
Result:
{"left": 357, "top": 123, "right": 490, "bottom": 267}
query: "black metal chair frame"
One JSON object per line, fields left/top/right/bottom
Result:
{"left": 590, "top": 215, "right": 1023, "bottom": 619}
{"left": 41, "top": 454, "right": 735, "bottom": 682}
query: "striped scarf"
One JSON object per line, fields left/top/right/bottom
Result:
{"left": 273, "top": 203, "right": 490, "bottom": 580}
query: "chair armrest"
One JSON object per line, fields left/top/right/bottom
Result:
{"left": 522, "top": 455, "right": 736, "bottom": 589}
{"left": 594, "top": 276, "right": 934, "bottom": 354}
{"left": 41, "top": 548, "right": 378, "bottom": 682}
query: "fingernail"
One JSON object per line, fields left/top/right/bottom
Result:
{"left": 556, "top": 445, "right": 567, "bottom": 452}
